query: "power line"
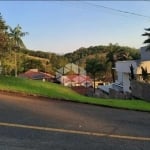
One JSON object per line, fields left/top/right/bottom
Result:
{"left": 83, "top": 2, "right": 150, "bottom": 20}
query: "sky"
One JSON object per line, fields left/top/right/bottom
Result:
{"left": 0, "top": 1, "right": 150, "bottom": 54}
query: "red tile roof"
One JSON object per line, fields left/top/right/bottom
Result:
{"left": 19, "top": 69, "right": 54, "bottom": 80}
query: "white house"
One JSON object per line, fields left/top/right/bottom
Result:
{"left": 99, "top": 46, "right": 150, "bottom": 94}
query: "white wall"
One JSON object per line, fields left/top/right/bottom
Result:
{"left": 116, "top": 72, "right": 131, "bottom": 92}
{"left": 117, "top": 71, "right": 123, "bottom": 83}
{"left": 116, "top": 60, "right": 138, "bottom": 73}
{"left": 116, "top": 61, "right": 138, "bottom": 93}
{"left": 141, "top": 46, "right": 150, "bottom": 61}
{"left": 122, "top": 73, "right": 131, "bottom": 92}
{"left": 114, "top": 46, "right": 150, "bottom": 93}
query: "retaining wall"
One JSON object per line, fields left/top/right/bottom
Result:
{"left": 131, "top": 80, "right": 150, "bottom": 102}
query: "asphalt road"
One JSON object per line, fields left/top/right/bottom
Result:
{"left": 0, "top": 93, "right": 150, "bottom": 150}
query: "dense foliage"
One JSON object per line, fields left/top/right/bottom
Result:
{"left": 142, "top": 28, "right": 150, "bottom": 51}
{"left": 86, "top": 57, "right": 105, "bottom": 92}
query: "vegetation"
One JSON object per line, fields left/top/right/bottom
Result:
{"left": 0, "top": 76, "right": 150, "bottom": 112}
{"left": 86, "top": 57, "right": 105, "bottom": 92}
{"left": 129, "top": 64, "right": 135, "bottom": 80}
{"left": 141, "top": 66, "right": 149, "bottom": 82}
{"left": 9, "top": 24, "right": 28, "bottom": 77}
{"left": 0, "top": 13, "right": 10, "bottom": 62}
{"left": 142, "top": 28, "right": 150, "bottom": 51}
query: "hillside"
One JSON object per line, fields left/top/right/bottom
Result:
{"left": 1, "top": 44, "right": 140, "bottom": 80}
{"left": 64, "top": 44, "right": 140, "bottom": 66}
{"left": 22, "top": 44, "right": 140, "bottom": 70}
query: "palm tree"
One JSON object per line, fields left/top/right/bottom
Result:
{"left": 106, "top": 44, "right": 130, "bottom": 82}
{"left": 9, "top": 24, "right": 28, "bottom": 77}
{"left": 86, "top": 57, "right": 104, "bottom": 93}
{"left": 142, "top": 28, "right": 150, "bottom": 51}
{"left": 106, "top": 44, "right": 120, "bottom": 82}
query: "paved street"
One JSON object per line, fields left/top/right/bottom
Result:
{"left": 0, "top": 93, "right": 150, "bottom": 150}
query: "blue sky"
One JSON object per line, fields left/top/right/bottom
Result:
{"left": 0, "top": 1, "right": 150, "bottom": 54}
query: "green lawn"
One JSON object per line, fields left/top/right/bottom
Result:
{"left": 0, "top": 76, "right": 150, "bottom": 112}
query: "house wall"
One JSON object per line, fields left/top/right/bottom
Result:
{"left": 136, "top": 61, "right": 150, "bottom": 74}
{"left": 117, "top": 72, "right": 123, "bottom": 83}
{"left": 116, "top": 60, "right": 138, "bottom": 73}
{"left": 122, "top": 73, "right": 131, "bottom": 92}
{"left": 116, "top": 72, "right": 131, "bottom": 92}
{"left": 141, "top": 46, "right": 150, "bottom": 61}
{"left": 116, "top": 61, "right": 137, "bottom": 93}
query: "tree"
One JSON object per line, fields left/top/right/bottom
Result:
{"left": 21, "top": 57, "right": 44, "bottom": 72}
{"left": 129, "top": 64, "right": 135, "bottom": 80}
{"left": 0, "top": 13, "right": 10, "bottom": 61}
{"left": 9, "top": 24, "right": 28, "bottom": 77}
{"left": 85, "top": 57, "right": 104, "bottom": 93}
{"left": 0, "top": 13, "right": 12, "bottom": 75}
{"left": 106, "top": 44, "right": 119, "bottom": 82}
{"left": 142, "top": 28, "right": 150, "bottom": 51}
{"left": 106, "top": 43, "right": 131, "bottom": 82}
{"left": 141, "top": 66, "right": 148, "bottom": 82}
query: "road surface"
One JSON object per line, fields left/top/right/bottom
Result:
{"left": 0, "top": 93, "right": 150, "bottom": 150}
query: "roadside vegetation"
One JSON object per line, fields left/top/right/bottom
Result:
{"left": 0, "top": 76, "right": 150, "bottom": 112}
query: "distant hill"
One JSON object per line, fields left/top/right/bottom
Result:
{"left": 1, "top": 44, "right": 140, "bottom": 80}
{"left": 64, "top": 44, "right": 140, "bottom": 68}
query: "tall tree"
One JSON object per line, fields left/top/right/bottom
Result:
{"left": 0, "top": 14, "right": 9, "bottom": 58}
{"left": 86, "top": 57, "right": 104, "bottom": 93}
{"left": 106, "top": 44, "right": 119, "bottom": 82}
{"left": 142, "top": 28, "right": 150, "bottom": 51}
{"left": 106, "top": 43, "right": 130, "bottom": 82}
{"left": 0, "top": 13, "right": 11, "bottom": 75}
{"left": 9, "top": 24, "right": 28, "bottom": 77}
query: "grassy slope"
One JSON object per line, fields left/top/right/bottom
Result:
{"left": 0, "top": 76, "right": 150, "bottom": 112}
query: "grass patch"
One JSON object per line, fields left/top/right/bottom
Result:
{"left": 0, "top": 76, "right": 150, "bottom": 112}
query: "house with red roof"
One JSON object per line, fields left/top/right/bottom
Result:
{"left": 19, "top": 69, "right": 54, "bottom": 82}
{"left": 60, "top": 74, "right": 92, "bottom": 87}
{"left": 56, "top": 63, "right": 92, "bottom": 87}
